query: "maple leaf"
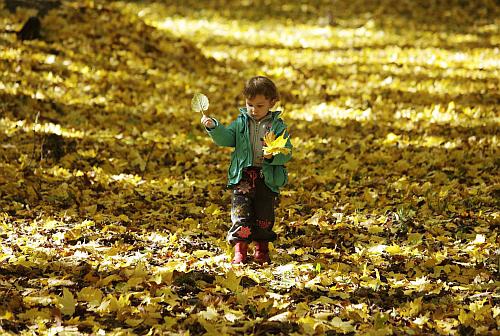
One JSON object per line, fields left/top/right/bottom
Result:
{"left": 216, "top": 270, "right": 241, "bottom": 292}
{"left": 125, "top": 318, "right": 144, "bottom": 327}
{"left": 263, "top": 131, "right": 291, "bottom": 156}
{"left": 198, "top": 306, "right": 218, "bottom": 320}
{"left": 77, "top": 287, "right": 103, "bottom": 308}
{"left": 329, "top": 317, "right": 355, "bottom": 333}
{"left": 57, "top": 288, "right": 77, "bottom": 316}
{"left": 269, "top": 311, "right": 290, "bottom": 322}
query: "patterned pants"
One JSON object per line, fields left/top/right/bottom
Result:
{"left": 227, "top": 167, "right": 278, "bottom": 243}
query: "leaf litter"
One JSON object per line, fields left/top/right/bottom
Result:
{"left": 0, "top": 0, "right": 498, "bottom": 335}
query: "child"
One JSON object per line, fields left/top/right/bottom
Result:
{"left": 201, "top": 76, "right": 292, "bottom": 264}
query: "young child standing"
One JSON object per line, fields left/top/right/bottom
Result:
{"left": 201, "top": 76, "right": 292, "bottom": 264}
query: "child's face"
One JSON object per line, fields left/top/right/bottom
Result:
{"left": 246, "top": 95, "right": 276, "bottom": 121}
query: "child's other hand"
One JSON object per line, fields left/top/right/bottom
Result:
{"left": 201, "top": 115, "right": 215, "bottom": 129}
{"left": 263, "top": 153, "right": 273, "bottom": 159}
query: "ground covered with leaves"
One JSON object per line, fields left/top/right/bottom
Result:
{"left": 0, "top": 0, "right": 499, "bottom": 335}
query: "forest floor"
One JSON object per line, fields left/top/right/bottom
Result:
{"left": 0, "top": 0, "right": 499, "bottom": 335}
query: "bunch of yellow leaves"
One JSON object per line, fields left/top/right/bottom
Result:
{"left": 263, "top": 131, "right": 291, "bottom": 156}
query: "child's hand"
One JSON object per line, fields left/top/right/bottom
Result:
{"left": 263, "top": 153, "right": 273, "bottom": 159}
{"left": 201, "top": 115, "right": 215, "bottom": 129}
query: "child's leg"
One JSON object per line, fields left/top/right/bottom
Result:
{"left": 227, "top": 190, "right": 254, "bottom": 243}
{"left": 232, "top": 241, "right": 248, "bottom": 264}
{"left": 226, "top": 167, "right": 276, "bottom": 263}
{"left": 254, "top": 241, "right": 270, "bottom": 264}
{"left": 251, "top": 173, "right": 277, "bottom": 264}
{"left": 252, "top": 175, "right": 278, "bottom": 242}
{"left": 227, "top": 170, "right": 257, "bottom": 262}
{"left": 227, "top": 172, "right": 255, "bottom": 244}
{"left": 227, "top": 189, "right": 252, "bottom": 263}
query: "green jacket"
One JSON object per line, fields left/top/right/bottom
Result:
{"left": 207, "top": 108, "right": 292, "bottom": 193}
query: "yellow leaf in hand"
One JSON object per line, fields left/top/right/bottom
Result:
{"left": 191, "top": 93, "right": 209, "bottom": 114}
{"left": 264, "top": 131, "right": 276, "bottom": 144}
{"left": 263, "top": 131, "right": 291, "bottom": 156}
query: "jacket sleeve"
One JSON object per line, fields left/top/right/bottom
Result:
{"left": 265, "top": 128, "right": 292, "bottom": 166}
{"left": 207, "top": 118, "right": 238, "bottom": 147}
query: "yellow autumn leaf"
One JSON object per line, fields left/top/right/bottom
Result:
{"left": 368, "top": 244, "right": 387, "bottom": 255}
{"left": 294, "top": 302, "right": 310, "bottom": 318}
{"left": 400, "top": 297, "right": 423, "bottom": 317}
{"left": 263, "top": 130, "right": 276, "bottom": 144}
{"left": 268, "top": 311, "right": 290, "bottom": 322}
{"left": 263, "top": 131, "right": 291, "bottom": 156}
{"left": 193, "top": 249, "right": 213, "bottom": 258}
{"left": 385, "top": 245, "right": 402, "bottom": 255}
{"left": 77, "top": 287, "right": 103, "bottom": 307}
{"left": 198, "top": 306, "right": 219, "bottom": 320}
{"left": 471, "top": 234, "right": 486, "bottom": 245}
{"left": 413, "top": 315, "right": 430, "bottom": 327}
{"left": 125, "top": 318, "right": 144, "bottom": 327}
{"left": 58, "top": 288, "right": 77, "bottom": 316}
{"left": 384, "top": 132, "right": 400, "bottom": 144}
{"left": 329, "top": 317, "right": 355, "bottom": 333}
{"left": 17, "top": 308, "right": 52, "bottom": 321}
{"left": 163, "top": 316, "right": 177, "bottom": 329}
{"left": 224, "top": 309, "right": 244, "bottom": 322}
{"left": 368, "top": 225, "right": 384, "bottom": 234}
{"left": 298, "top": 316, "right": 321, "bottom": 334}
{"left": 97, "top": 274, "right": 122, "bottom": 287}
{"left": 0, "top": 311, "right": 14, "bottom": 320}
{"left": 493, "top": 306, "right": 500, "bottom": 318}
{"left": 191, "top": 93, "right": 209, "bottom": 114}
{"left": 216, "top": 269, "right": 241, "bottom": 292}
{"left": 23, "top": 296, "right": 55, "bottom": 306}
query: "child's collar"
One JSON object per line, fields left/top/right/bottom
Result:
{"left": 239, "top": 107, "right": 282, "bottom": 118}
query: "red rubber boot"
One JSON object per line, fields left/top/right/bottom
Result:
{"left": 254, "top": 242, "right": 271, "bottom": 264}
{"left": 231, "top": 241, "right": 249, "bottom": 264}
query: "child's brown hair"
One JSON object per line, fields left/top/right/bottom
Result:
{"left": 243, "top": 76, "right": 279, "bottom": 101}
